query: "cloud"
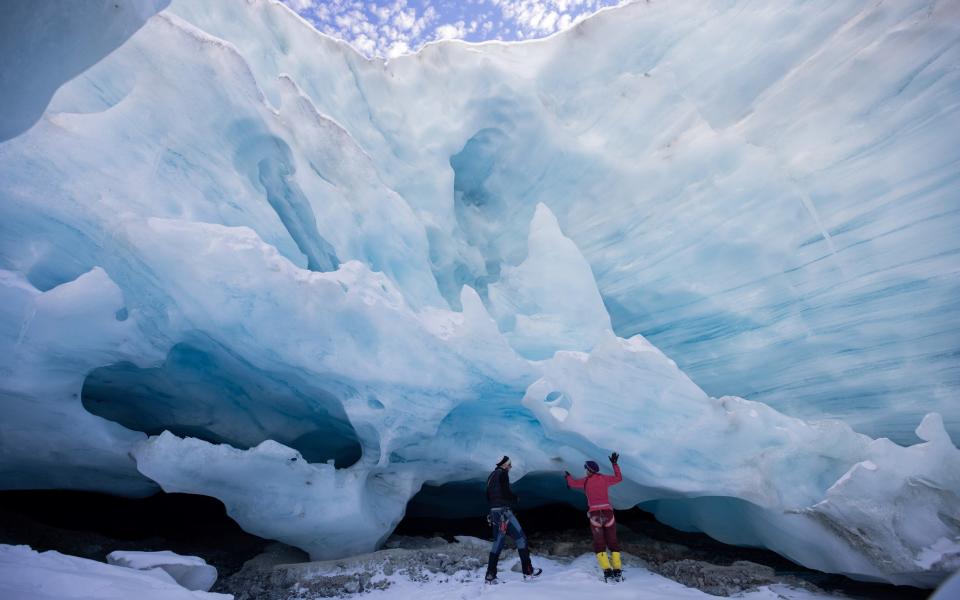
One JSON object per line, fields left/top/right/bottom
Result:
{"left": 387, "top": 40, "right": 411, "bottom": 57}
{"left": 434, "top": 20, "right": 467, "bottom": 40}
{"left": 281, "top": 0, "right": 621, "bottom": 58}
{"left": 393, "top": 8, "right": 417, "bottom": 31}
{"left": 285, "top": 0, "right": 315, "bottom": 11}
{"left": 351, "top": 33, "right": 377, "bottom": 55}
{"left": 491, "top": 0, "right": 616, "bottom": 35}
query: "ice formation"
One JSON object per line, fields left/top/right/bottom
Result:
{"left": 1, "top": 0, "right": 959, "bottom": 589}
{"left": 0, "top": 545, "right": 229, "bottom": 600}
{"left": 107, "top": 550, "right": 218, "bottom": 592}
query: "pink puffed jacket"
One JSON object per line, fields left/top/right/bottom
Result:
{"left": 565, "top": 463, "right": 622, "bottom": 510}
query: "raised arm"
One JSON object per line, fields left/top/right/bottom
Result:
{"left": 609, "top": 462, "right": 622, "bottom": 484}
{"left": 608, "top": 452, "right": 622, "bottom": 484}
{"left": 564, "top": 470, "right": 586, "bottom": 489}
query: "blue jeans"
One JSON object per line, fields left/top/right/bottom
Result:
{"left": 489, "top": 508, "right": 527, "bottom": 554}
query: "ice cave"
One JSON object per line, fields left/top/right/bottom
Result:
{"left": 1, "top": 0, "right": 959, "bottom": 598}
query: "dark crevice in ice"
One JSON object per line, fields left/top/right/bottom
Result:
{"left": 0, "top": 490, "right": 268, "bottom": 578}
{"left": 81, "top": 338, "right": 362, "bottom": 467}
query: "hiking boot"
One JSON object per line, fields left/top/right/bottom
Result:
{"left": 518, "top": 547, "right": 541, "bottom": 578}
{"left": 485, "top": 551, "right": 499, "bottom": 584}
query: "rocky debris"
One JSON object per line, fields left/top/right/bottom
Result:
{"left": 214, "top": 530, "right": 830, "bottom": 599}
{"left": 215, "top": 538, "right": 491, "bottom": 599}
{"left": 658, "top": 559, "right": 777, "bottom": 596}
{"left": 381, "top": 535, "right": 449, "bottom": 550}
{"left": 241, "top": 542, "right": 310, "bottom": 572}
{"left": 218, "top": 566, "right": 389, "bottom": 600}
{"left": 528, "top": 528, "right": 823, "bottom": 597}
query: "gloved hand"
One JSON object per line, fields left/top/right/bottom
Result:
{"left": 564, "top": 470, "right": 571, "bottom": 478}
{"left": 609, "top": 452, "right": 619, "bottom": 464}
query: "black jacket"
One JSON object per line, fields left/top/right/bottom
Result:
{"left": 486, "top": 467, "right": 518, "bottom": 508}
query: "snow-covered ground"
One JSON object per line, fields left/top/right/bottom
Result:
{"left": 0, "top": 545, "right": 229, "bottom": 600}
{"left": 0, "top": 543, "right": 845, "bottom": 600}
{"left": 361, "top": 555, "right": 840, "bottom": 600}
{"left": 215, "top": 535, "right": 865, "bottom": 600}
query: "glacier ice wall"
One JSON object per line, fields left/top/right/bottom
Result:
{"left": 1, "top": 0, "right": 959, "bottom": 588}
{"left": 159, "top": 0, "right": 960, "bottom": 442}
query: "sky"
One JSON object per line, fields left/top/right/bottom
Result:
{"left": 282, "top": 0, "right": 628, "bottom": 58}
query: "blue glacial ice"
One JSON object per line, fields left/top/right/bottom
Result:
{"left": 1, "top": 0, "right": 959, "bottom": 589}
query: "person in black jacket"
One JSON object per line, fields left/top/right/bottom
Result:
{"left": 484, "top": 456, "right": 541, "bottom": 583}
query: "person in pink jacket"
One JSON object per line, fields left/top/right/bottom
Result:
{"left": 565, "top": 452, "right": 623, "bottom": 582}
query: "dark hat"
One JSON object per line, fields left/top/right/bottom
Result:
{"left": 584, "top": 460, "right": 600, "bottom": 473}
{"left": 497, "top": 456, "right": 511, "bottom": 467}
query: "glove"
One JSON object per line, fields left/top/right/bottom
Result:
{"left": 609, "top": 452, "right": 619, "bottom": 464}
{"left": 564, "top": 470, "right": 571, "bottom": 478}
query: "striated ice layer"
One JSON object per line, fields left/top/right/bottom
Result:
{"left": 160, "top": 0, "right": 960, "bottom": 442}
{"left": 0, "top": 0, "right": 958, "bottom": 589}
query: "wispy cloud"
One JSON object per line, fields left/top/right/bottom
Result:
{"left": 282, "top": 0, "right": 623, "bottom": 58}
{"left": 434, "top": 21, "right": 468, "bottom": 41}
{"left": 491, "top": 0, "right": 613, "bottom": 36}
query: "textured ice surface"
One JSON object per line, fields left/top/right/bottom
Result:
{"left": 0, "top": 268, "right": 160, "bottom": 495}
{"left": 488, "top": 203, "right": 613, "bottom": 359}
{"left": 107, "top": 550, "right": 218, "bottom": 592}
{"left": 1, "top": 0, "right": 958, "bottom": 588}
{"left": 0, "top": 0, "right": 170, "bottom": 141}
{"left": 0, "top": 545, "right": 230, "bottom": 600}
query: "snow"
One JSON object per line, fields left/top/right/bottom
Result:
{"left": 107, "top": 550, "right": 218, "bottom": 591}
{"left": 1, "top": 543, "right": 849, "bottom": 600}
{"left": 0, "top": 0, "right": 958, "bottom": 590}
{"left": 0, "top": 545, "right": 230, "bottom": 600}
{"left": 295, "top": 552, "right": 842, "bottom": 600}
